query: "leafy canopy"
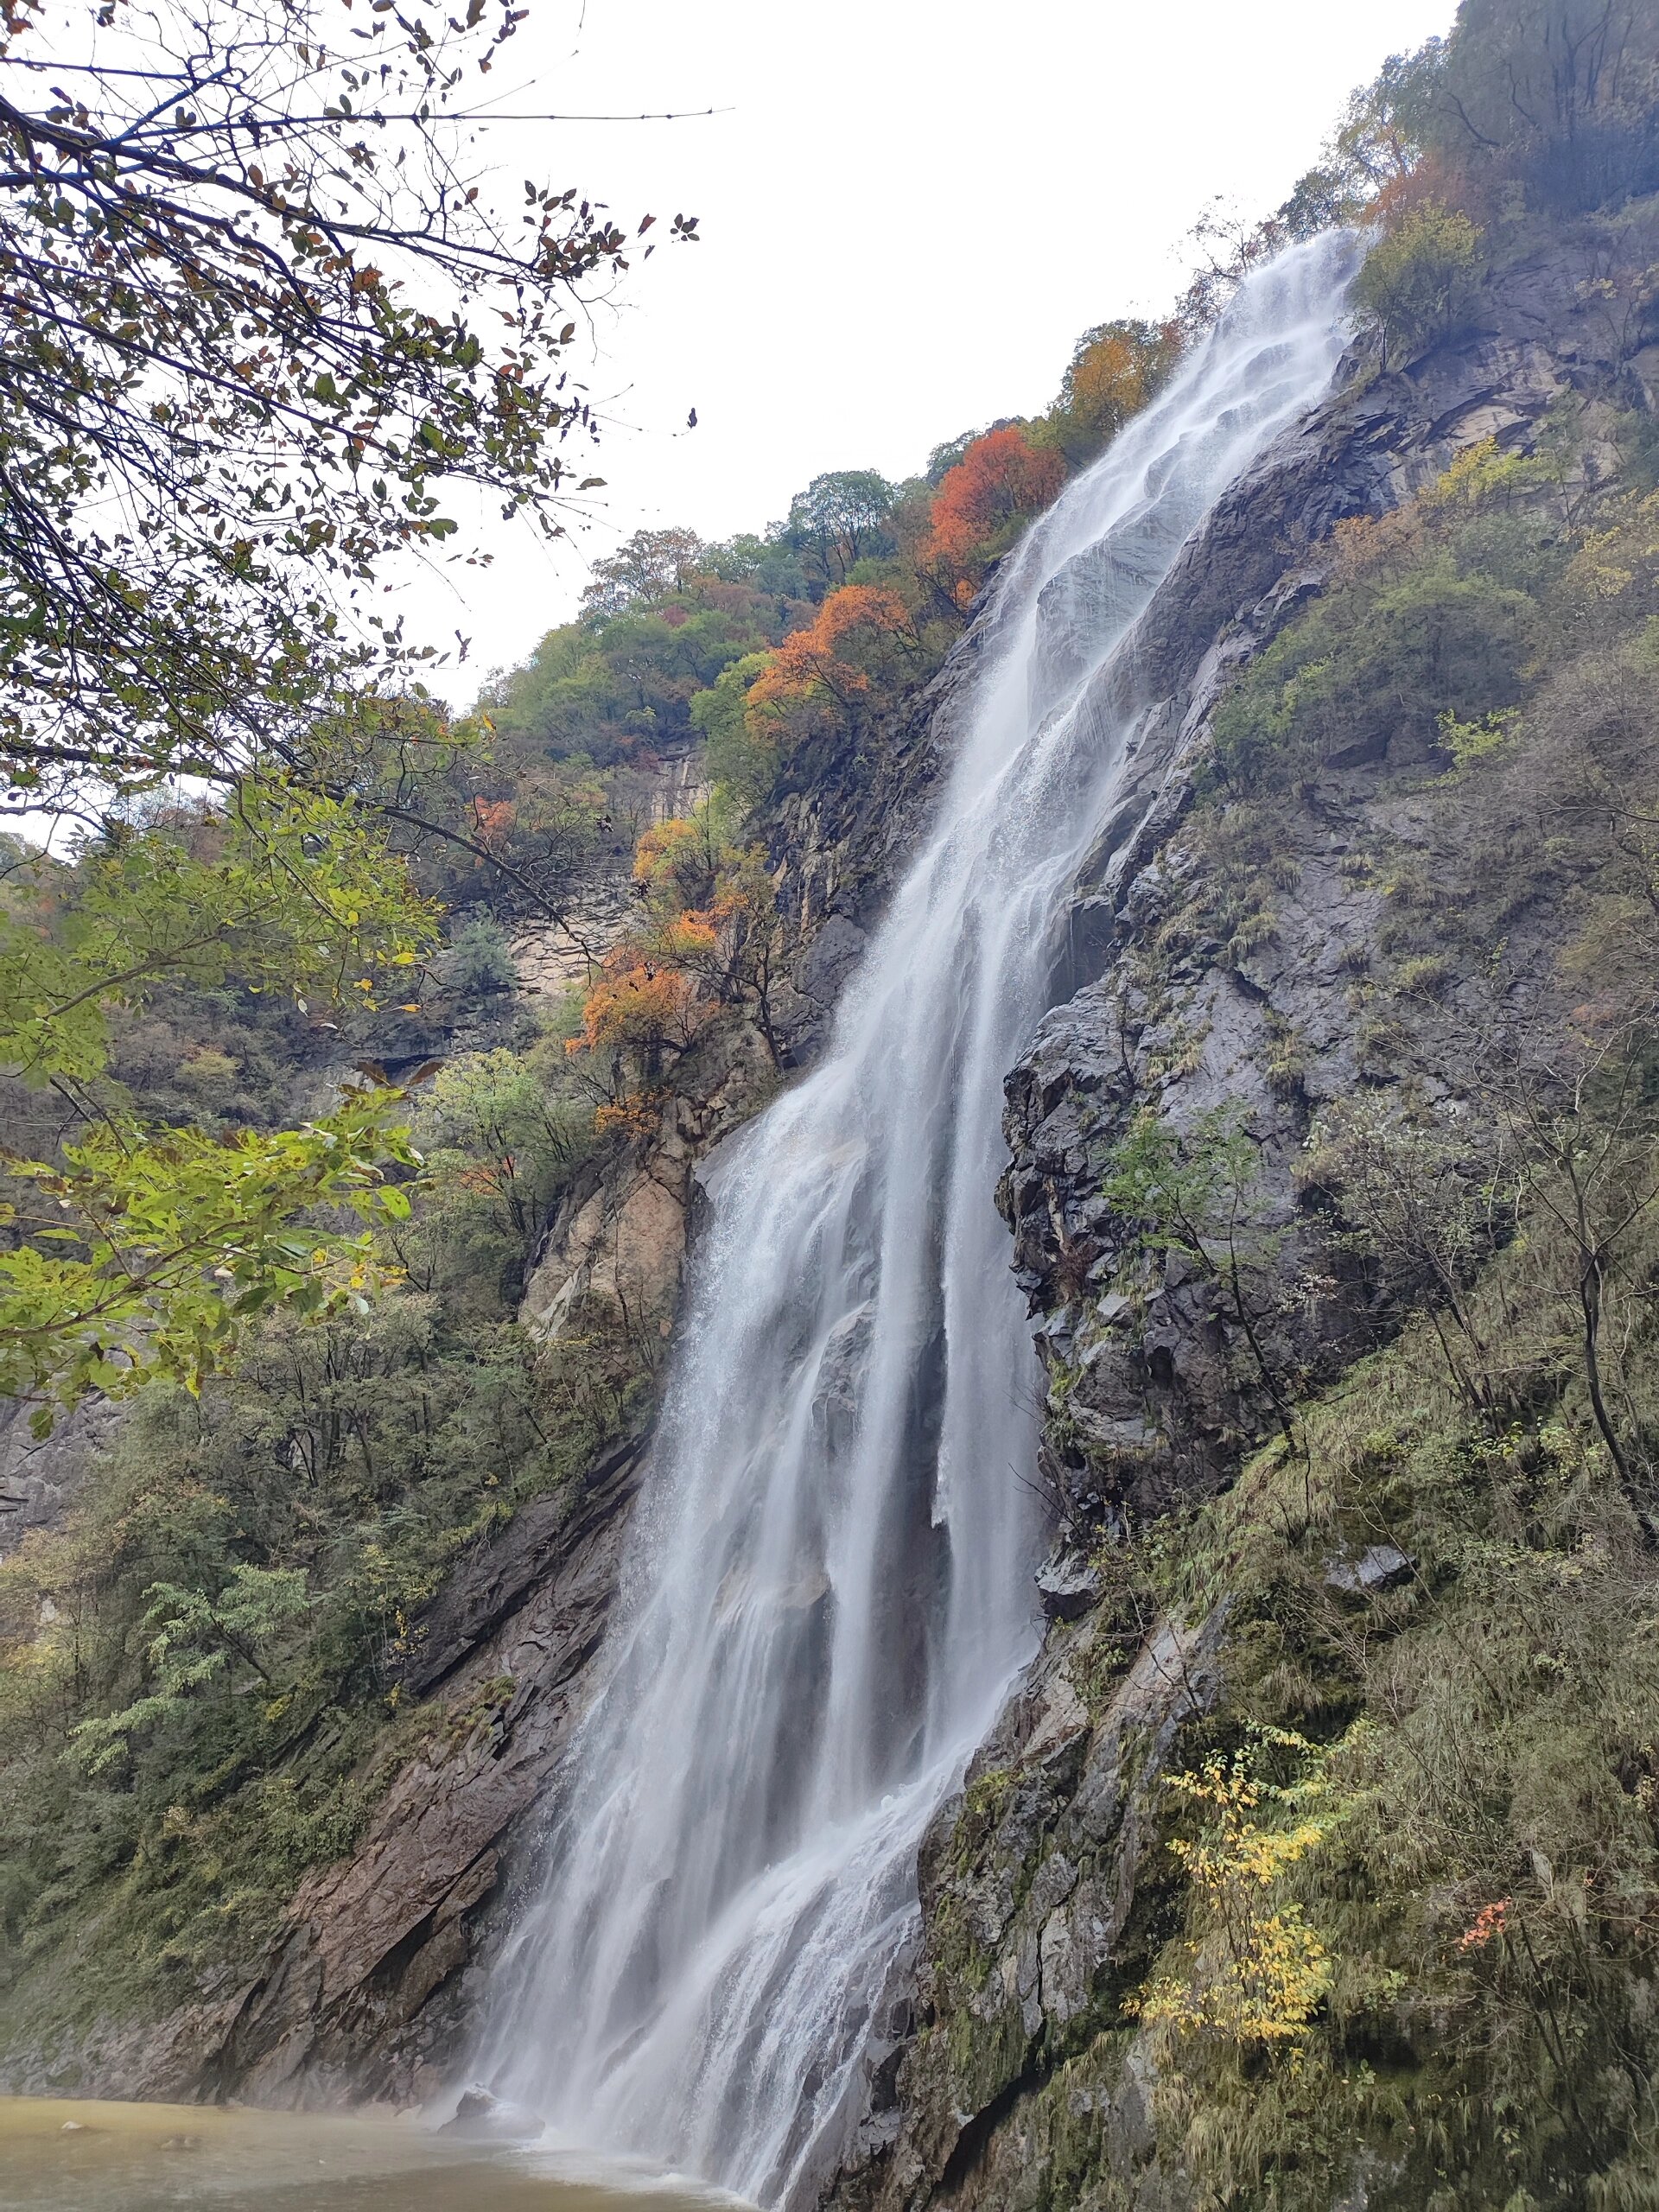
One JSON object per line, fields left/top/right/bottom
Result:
{"left": 0, "top": 0, "right": 692, "bottom": 1416}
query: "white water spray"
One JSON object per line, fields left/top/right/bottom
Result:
{"left": 478, "top": 236, "right": 1358, "bottom": 2208}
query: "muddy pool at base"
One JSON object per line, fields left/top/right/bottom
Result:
{"left": 0, "top": 2098, "right": 744, "bottom": 2210}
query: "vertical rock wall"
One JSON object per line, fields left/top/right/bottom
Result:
{"left": 822, "top": 204, "right": 1659, "bottom": 2212}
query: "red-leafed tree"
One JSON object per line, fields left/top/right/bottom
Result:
{"left": 919, "top": 428, "right": 1065, "bottom": 604}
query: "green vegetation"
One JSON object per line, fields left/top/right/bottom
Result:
{"left": 474, "top": 319, "right": 1185, "bottom": 827}
{"left": 1041, "top": 57, "right": 1659, "bottom": 2195}
{"left": 0, "top": 0, "right": 701, "bottom": 1416}
{"left": 1102, "top": 1106, "right": 1304, "bottom": 1450}
{"left": 0, "top": 97, "right": 1192, "bottom": 2041}
{"left": 1171, "top": 415, "right": 1659, "bottom": 1051}
{"left": 1113, "top": 1149, "right": 1659, "bottom": 2208}
{"left": 965, "top": 28, "right": 1659, "bottom": 2196}
{"left": 0, "top": 1001, "right": 637, "bottom": 2024}
{"left": 988, "top": 1217, "right": 1659, "bottom": 2206}
{"left": 1427, "top": 0, "right": 1659, "bottom": 216}
{"left": 1178, "top": 4, "right": 1659, "bottom": 356}
{"left": 1351, "top": 202, "right": 1485, "bottom": 362}
{"left": 1208, "top": 437, "right": 1563, "bottom": 791}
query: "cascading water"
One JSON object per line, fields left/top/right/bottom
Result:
{"left": 476, "top": 234, "right": 1360, "bottom": 2208}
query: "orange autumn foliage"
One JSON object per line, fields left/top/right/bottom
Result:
{"left": 1457, "top": 1897, "right": 1511, "bottom": 1954}
{"left": 632, "top": 815, "right": 709, "bottom": 899}
{"left": 745, "top": 584, "right": 914, "bottom": 732}
{"left": 594, "top": 1089, "right": 664, "bottom": 1139}
{"left": 921, "top": 427, "right": 1065, "bottom": 585}
{"left": 567, "top": 941, "right": 699, "bottom": 1057}
{"left": 1055, "top": 321, "right": 1182, "bottom": 463}
{"left": 454, "top": 1157, "right": 512, "bottom": 1195}
{"left": 654, "top": 910, "right": 720, "bottom": 963}
{"left": 569, "top": 804, "right": 788, "bottom": 1090}
{"left": 469, "top": 796, "right": 516, "bottom": 849}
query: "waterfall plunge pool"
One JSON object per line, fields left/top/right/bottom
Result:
{"left": 0, "top": 2099, "right": 750, "bottom": 2211}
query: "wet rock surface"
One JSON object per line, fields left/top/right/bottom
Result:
{"left": 999, "top": 209, "right": 1659, "bottom": 1524}
{"left": 824, "top": 210, "right": 1659, "bottom": 2211}
{"left": 826, "top": 1606, "right": 1225, "bottom": 2212}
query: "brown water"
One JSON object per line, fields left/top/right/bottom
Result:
{"left": 0, "top": 2099, "right": 741, "bottom": 2211}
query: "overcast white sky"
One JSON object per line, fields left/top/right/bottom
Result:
{"left": 397, "top": 0, "right": 1457, "bottom": 700}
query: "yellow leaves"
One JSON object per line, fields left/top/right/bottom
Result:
{"left": 1047, "top": 318, "right": 1182, "bottom": 465}
{"left": 1563, "top": 499, "right": 1659, "bottom": 605}
{"left": 1134, "top": 1906, "right": 1332, "bottom": 2049}
{"left": 1572, "top": 537, "right": 1637, "bottom": 600}
{"left": 1351, "top": 201, "right": 1484, "bottom": 363}
{"left": 1332, "top": 436, "right": 1548, "bottom": 588}
{"left": 1420, "top": 434, "right": 1510, "bottom": 514}
{"left": 632, "top": 813, "right": 702, "bottom": 889}
{"left": 1172, "top": 1809, "right": 1333, "bottom": 1891}
{"left": 568, "top": 798, "right": 782, "bottom": 1090}
{"left": 1128, "top": 1726, "right": 1351, "bottom": 2056}
{"left": 1438, "top": 705, "right": 1521, "bottom": 769}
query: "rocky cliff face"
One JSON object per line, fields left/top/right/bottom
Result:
{"left": 819, "top": 203, "right": 1659, "bottom": 2212}
{"left": 997, "top": 245, "right": 1613, "bottom": 1519}
{"left": 0, "top": 1397, "right": 119, "bottom": 1565}
{"left": 511, "top": 731, "right": 715, "bottom": 1001}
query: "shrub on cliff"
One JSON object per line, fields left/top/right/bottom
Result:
{"left": 440, "top": 918, "right": 520, "bottom": 998}
{"left": 1212, "top": 556, "right": 1531, "bottom": 785}
{"left": 566, "top": 800, "right": 789, "bottom": 1091}
{"left": 1352, "top": 203, "right": 1485, "bottom": 364}
{"left": 1208, "top": 440, "right": 1562, "bottom": 791}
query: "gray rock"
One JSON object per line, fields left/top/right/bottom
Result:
{"left": 0, "top": 1395, "right": 122, "bottom": 1560}
{"left": 438, "top": 2086, "right": 544, "bottom": 2141}
{"left": 1033, "top": 1543, "right": 1103, "bottom": 1622}
{"left": 1325, "top": 1542, "right": 1415, "bottom": 1594}
{"left": 827, "top": 205, "right": 1659, "bottom": 2212}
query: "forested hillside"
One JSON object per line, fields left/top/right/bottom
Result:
{"left": 4, "top": 3, "right": 1659, "bottom": 2209}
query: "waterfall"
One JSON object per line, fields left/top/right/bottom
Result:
{"left": 475, "top": 234, "right": 1359, "bottom": 2208}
